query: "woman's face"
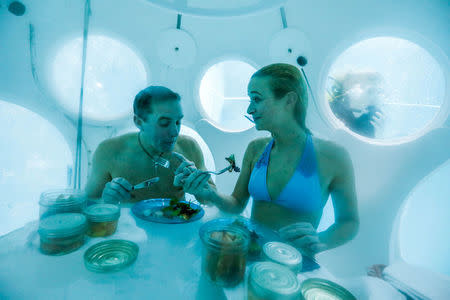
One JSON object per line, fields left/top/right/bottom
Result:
{"left": 247, "top": 76, "right": 283, "bottom": 131}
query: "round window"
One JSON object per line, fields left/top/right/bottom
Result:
{"left": 0, "top": 100, "right": 72, "bottom": 236}
{"left": 198, "top": 60, "right": 256, "bottom": 132}
{"left": 50, "top": 35, "right": 148, "bottom": 122}
{"left": 325, "top": 37, "right": 446, "bottom": 141}
{"left": 397, "top": 160, "right": 450, "bottom": 276}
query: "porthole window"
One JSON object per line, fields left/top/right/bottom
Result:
{"left": 396, "top": 160, "right": 450, "bottom": 276}
{"left": 325, "top": 37, "right": 446, "bottom": 141}
{"left": 0, "top": 100, "right": 72, "bottom": 236}
{"left": 50, "top": 35, "right": 148, "bottom": 122}
{"left": 116, "top": 125, "right": 215, "bottom": 179}
{"left": 198, "top": 60, "right": 256, "bottom": 132}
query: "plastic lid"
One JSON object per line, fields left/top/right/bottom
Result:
{"left": 39, "top": 189, "right": 86, "bottom": 208}
{"left": 249, "top": 262, "right": 300, "bottom": 298}
{"left": 38, "top": 213, "right": 87, "bottom": 238}
{"left": 301, "top": 278, "right": 356, "bottom": 300}
{"left": 199, "top": 218, "right": 250, "bottom": 252}
{"left": 263, "top": 241, "right": 302, "bottom": 269}
{"left": 84, "top": 239, "right": 139, "bottom": 273}
{"left": 84, "top": 204, "right": 120, "bottom": 222}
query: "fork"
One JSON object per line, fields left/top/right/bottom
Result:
{"left": 204, "top": 165, "right": 233, "bottom": 175}
{"left": 131, "top": 177, "right": 160, "bottom": 190}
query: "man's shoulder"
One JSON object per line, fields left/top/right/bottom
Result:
{"left": 176, "top": 134, "right": 197, "bottom": 147}
{"left": 96, "top": 132, "right": 137, "bottom": 156}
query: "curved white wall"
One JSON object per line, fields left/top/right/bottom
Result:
{"left": 0, "top": 0, "right": 448, "bottom": 277}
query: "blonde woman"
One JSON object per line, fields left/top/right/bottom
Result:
{"left": 175, "top": 63, "right": 359, "bottom": 257}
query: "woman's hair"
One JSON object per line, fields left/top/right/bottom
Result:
{"left": 252, "top": 63, "right": 310, "bottom": 133}
{"left": 133, "top": 86, "right": 180, "bottom": 121}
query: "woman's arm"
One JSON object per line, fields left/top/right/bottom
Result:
{"left": 178, "top": 139, "right": 259, "bottom": 214}
{"left": 318, "top": 146, "right": 359, "bottom": 251}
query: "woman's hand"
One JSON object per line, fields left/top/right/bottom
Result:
{"left": 174, "top": 161, "right": 213, "bottom": 200}
{"left": 278, "top": 222, "right": 327, "bottom": 257}
{"left": 180, "top": 170, "right": 212, "bottom": 200}
{"left": 173, "top": 161, "right": 196, "bottom": 187}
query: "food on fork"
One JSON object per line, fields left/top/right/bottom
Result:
{"left": 225, "top": 154, "right": 240, "bottom": 172}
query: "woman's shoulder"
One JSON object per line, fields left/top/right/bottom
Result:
{"left": 311, "top": 136, "right": 351, "bottom": 165}
{"left": 247, "top": 137, "right": 272, "bottom": 153}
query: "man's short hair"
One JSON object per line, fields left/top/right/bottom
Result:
{"left": 133, "top": 86, "right": 180, "bottom": 120}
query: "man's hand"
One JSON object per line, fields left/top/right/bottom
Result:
{"left": 101, "top": 177, "right": 132, "bottom": 204}
{"left": 278, "top": 222, "right": 327, "bottom": 257}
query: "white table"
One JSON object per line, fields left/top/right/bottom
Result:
{"left": 0, "top": 205, "right": 405, "bottom": 300}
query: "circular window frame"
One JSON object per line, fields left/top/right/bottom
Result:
{"left": 317, "top": 28, "right": 450, "bottom": 145}
{"left": 43, "top": 31, "right": 151, "bottom": 126}
{"left": 194, "top": 55, "right": 259, "bottom": 133}
{"left": 144, "top": 0, "right": 287, "bottom": 18}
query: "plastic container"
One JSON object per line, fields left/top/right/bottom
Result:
{"left": 39, "top": 189, "right": 86, "bottom": 220}
{"left": 263, "top": 241, "right": 302, "bottom": 273}
{"left": 248, "top": 262, "right": 301, "bottom": 300}
{"left": 84, "top": 204, "right": 120, "bottom": 237}
{"left": 38, "top": 213, "right": 87, "bottom": 255}
{"left": 199, "top": 218, "right": 250, "bottom": 287}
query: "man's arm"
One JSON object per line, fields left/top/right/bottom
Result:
{"left": 84, "top": 141, "right": 113, "bottom": 200}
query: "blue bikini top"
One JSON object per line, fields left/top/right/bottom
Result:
{"left": 248, "top": 135, "right": 322, "bottom": 212}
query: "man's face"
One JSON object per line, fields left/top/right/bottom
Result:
{"left": 137, "top": 99, "right": 183, "bottom": 153}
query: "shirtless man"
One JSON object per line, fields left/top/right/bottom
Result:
{"left": 85, "top": 86, "right": 213, "bottom": 204}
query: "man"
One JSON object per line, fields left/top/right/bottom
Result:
{"left": 85, "top": 86, "right": 214, "bottom": 204}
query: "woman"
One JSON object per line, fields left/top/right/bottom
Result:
{"left": 175, "top": 63, "right": 359, "bottom": 257}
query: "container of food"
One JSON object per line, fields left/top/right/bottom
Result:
{"left": 38, "top": 213, "right": 87, "bottom": 255}
{"left": 263, "top": 241, "right": 302, "bottom": 273}
{"left": 199, "top": 218, "right": 250, "bottom": 287}
{"left": 248, "top": 262, "right": 301, "bottom": 300}
{"left": 84, "top": 204, "right": 120, "bottom": 237}
{"left": 39, "top": 189, "right": 86, "bottom": 220}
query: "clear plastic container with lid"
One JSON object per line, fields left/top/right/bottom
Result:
{"left": 263, "top": 241, "right": 302, "bottom": 272}
{"left": 248, "top": 261, "right": 301, "bottom": 300}
{"left": 39, "top": 189, "right": 86, "bottom": 220}
{"left": 84, "top": 204, "right": 120, "bottom": 237}
{"left": 199, "top": 218, "right": 250, "bottom": 287}
{"left": 38, "top": 213, "right": 87, "bottom": 255}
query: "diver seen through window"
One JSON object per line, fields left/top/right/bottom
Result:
{"left": 328, "top": 71, "right": 386, "bottom": 138}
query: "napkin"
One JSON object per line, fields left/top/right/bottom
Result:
{"left": 383, "top": 261, "right": 450, "bottom": 300}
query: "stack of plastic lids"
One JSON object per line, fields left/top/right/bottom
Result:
{"left": 39, "top": 189, "right": 86, "bottom": 219}
{"left": 248, "top": 261, "right": 301, "bottom": 300}
{"left": 263, "top": 241, "right": 302, "bottom": 272}
{"left": 84, "top": 240, "right": 139, "bottom": 273}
